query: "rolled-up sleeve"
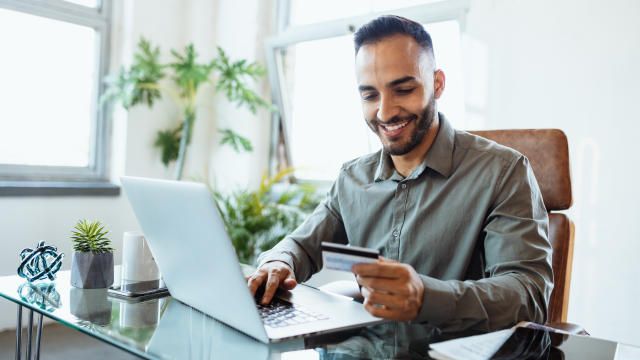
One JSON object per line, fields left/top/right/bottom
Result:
{"left": 410, "top": 155, "right": 554, "bottom": 332}
{"left": 257, "top": 173, "right": 349, "bottom": 283}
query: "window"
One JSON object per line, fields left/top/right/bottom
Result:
{"left": 289, "top": 0, "right": 448, "bottom": 26}
{"left": 0, "top": 0, "right": 112, "bottom": 187}
{"left": 267, "top": 0, "right": 469, "bottom": 182}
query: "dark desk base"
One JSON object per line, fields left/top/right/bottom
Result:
{"left": 15, "top": 304, "right": 44, "bottom": 360}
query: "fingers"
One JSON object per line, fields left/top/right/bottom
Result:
{"left": 351, "top": 261, "right": 403, "bottom": 278}
{"left": 261, "top": 264, "right": 296, "bottom": 304}
{"left": 363, "top": 298, "right": 394, "bottom": 319}
{"left": 361, "top": 287, "right": 421, "bottom": 322}
{"left": 279, "top": 272, "right": 298, "bottom": 291}
{"left": 378, "top": 256, "right": 396, "bottom": 263}
{"left": 247, "top": 269, "right": 268, "bottom": 297}
{"left": 356, "top": 262, "right": 424, "bottom": 322}
{"left": 246, "top": 261, "right": 297, "bottom": 304}
{"left": 360, "top": 286, "right": 405, "bottom": 309}
{"left": 356, "top": 276, "right": 404, "bottom": 294}
{"left": 262, "top": 271, "right": 281, "bottom": 304}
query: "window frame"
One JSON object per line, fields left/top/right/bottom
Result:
{"left": 0, "top": 0, "right": 112, "bottom": 184}
{"left": 265, "top": 0, "right": 470, "bottom": 180}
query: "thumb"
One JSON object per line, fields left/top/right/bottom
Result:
{"left": 378, "top": 256, "right": 396, "bottom": 263}
{"left": 281, "top": 271, "right": 297, "bottom": 290}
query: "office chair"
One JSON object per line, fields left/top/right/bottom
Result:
{"left": 319, "top": 129, "right": 584, "bottom": 333}
{"left": 468, "top": 129, "right": 581, "bottom": 333}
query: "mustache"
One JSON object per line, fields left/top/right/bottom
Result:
{"left": 370, "top": 114, "right": 418, "bottom": 127}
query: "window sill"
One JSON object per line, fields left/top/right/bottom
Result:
{"left": 0, "top": 182, "right": 120, "bottom": 196}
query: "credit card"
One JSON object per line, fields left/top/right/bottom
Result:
{"left": 322, "top": 242, "right": 379, "bottom": 272}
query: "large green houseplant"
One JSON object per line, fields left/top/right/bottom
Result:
{"left": 102, "top": 38, "right": 273, "bottom": 180}
{"left": 208, "top": 169, "right": 320, "bottom": 265}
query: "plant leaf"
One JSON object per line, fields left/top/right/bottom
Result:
{"left": 213, "top": 47, "right": 275, "bottom": 114}
{"left": 168, "top": 43, "right": 215, "bottom": 100}
{"left": 101, "top": 37, "right": 165, "bottom": 109}
{"left": 154, "top": 125, "right": 182, "bottom": 166}
{"left": 218, "top": 128, "right": 253, "bottom": 153}
{"left": 69, "top": 219, "right": 115, "bottom": 254}
{"left": 202, "top": 168, "right": 318, "bottom": 265}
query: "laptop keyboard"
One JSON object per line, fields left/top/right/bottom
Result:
{"left": 254, "top": 293, "right": 329, "bottom": 328}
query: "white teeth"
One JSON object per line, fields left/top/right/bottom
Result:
{"left": 383, "top": 122, "right": 408, "bottom": 131}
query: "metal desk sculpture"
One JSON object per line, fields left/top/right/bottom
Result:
{"left": 18, "top": 241, "right": 64, "bottom": 282}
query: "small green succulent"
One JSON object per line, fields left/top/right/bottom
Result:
{"left": 70, "top": 220, "right": 115, "bottom": 254}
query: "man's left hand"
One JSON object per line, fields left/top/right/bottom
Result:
{"left": 352, "top": 257, "right": 425, "bottom": 322}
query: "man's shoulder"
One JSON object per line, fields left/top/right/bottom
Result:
{"left": 340, "top": 151, "right": 381, "bottom": 176}
{"left": 453, "top": 129, "right": 523, "bottom": 165}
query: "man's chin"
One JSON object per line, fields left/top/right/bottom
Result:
{"left": 381, "top": 140, "right": 414, "bottom": 156}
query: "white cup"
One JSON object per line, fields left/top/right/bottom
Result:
{"left": 122, "top": 231, "right": 160, "bottom": 281}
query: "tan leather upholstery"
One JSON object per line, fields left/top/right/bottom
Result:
{"left": 546, "top": 213, "right": 575, "bottom": 323}
{"left": 468, "top": 129, "right": 572, "bottom": 211}
{"left": 470, "top": 129, "right": 575, "bottom": 325}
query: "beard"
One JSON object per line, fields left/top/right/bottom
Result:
{"left": 366, "top": 96, "right": 437, "bottom": 156}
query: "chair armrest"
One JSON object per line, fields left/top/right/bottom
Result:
{"left": 545, "top": 322, "right": 590, "bottom": 336}
{"left": 515, "top": 321, "right": 589, "bottom": 347}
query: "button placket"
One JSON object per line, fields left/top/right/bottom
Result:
{"left": 389, "top": 182, "right": 408, "bottom": 260}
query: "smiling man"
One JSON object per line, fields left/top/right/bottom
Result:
{"left": 247, "top": 15, "right": 553, "bottom": 332}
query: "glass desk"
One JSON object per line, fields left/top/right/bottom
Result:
{"left": 1, "top": 265, "right": 639, "bottom": 360}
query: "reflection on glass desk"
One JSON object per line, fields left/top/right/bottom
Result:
{"left": 1, "top": 265, "right": 639, "bottom": 359}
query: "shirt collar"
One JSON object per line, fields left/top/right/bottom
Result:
{"left": 374, "top": 112, "right": 455, "bottom": 182}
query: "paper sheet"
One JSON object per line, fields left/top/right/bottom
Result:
{"left": 615, "top": 343, "right": 640, "bottom": 360}
{"left": 428, "top": 329, "right": 515, "bottom": 360}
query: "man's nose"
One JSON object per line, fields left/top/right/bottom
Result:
{"left": 376, "top": 95, "right": 400, "bottom": 123}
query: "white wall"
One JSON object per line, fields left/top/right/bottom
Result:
{"left": 0, "top": 0, "right": 274, "bottom": 332}
{"left": 464, "top": 0, "right": 640, "bottom": 346}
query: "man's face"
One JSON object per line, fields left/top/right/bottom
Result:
{"left": 355, "top": 34, "right": 443, "bottom": 156}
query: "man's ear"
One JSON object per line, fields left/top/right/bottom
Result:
{"left": 434, "top": 69, "right": 446, "bottom": 99}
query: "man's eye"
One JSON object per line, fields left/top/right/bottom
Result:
{"left": 397, "top": 88, "right": 414, "bottom": 94}
{"left": 363, "top": 94, "right": 378, "bottom": 101}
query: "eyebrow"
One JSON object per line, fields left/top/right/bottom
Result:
{"left": 358, "top": 76, "right": 417, "bottom": 92}
{"left": 389, "top": 76, "right": 416, "bottom": 87}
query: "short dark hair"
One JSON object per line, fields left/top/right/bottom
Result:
{"left": 353, "top": 15, "right": 434, "bottom": 59}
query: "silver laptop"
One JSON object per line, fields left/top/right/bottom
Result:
{"left": 121, "top": 176, "right": 386, "bottom": 343}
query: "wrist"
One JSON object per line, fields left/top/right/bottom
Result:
{"left": 409, "top": 275, "right": 455, "bottom": 326}
{"left": 262, "top": 260, "right": 292, "bottom": 271}
{"left": 414, "top": 277, "right": 425, "bottom": 320}
{"left": 257, "top": 253, "right": 296, "bottom": 276}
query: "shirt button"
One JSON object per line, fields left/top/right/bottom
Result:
{"left": 401, "top": 184, "right": 407, "bottom": 189}
{"left": 393, "top": 231, "right": 398, "bottom": 237}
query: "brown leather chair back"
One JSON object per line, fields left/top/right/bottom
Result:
{"left": 468, "top": 129, "right": 573, "bottom": 324}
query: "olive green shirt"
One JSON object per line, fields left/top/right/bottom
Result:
{"left": 258, "top": 113, "right": 553, "bottom": 332}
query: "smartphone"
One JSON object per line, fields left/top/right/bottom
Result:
{"left": 108, "top": 279, "right": 169, "bottom": 298}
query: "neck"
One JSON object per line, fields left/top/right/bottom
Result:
{"left": 390, "top": 114, "right": 440, "bottom": 178}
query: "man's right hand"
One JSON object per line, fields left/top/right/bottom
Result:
{"left": 246, "top": 261, "right": 297, "bottom": 305}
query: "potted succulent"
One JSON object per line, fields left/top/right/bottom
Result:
{"left": 69, "top": 220, "right": 115, "bottom": 289}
